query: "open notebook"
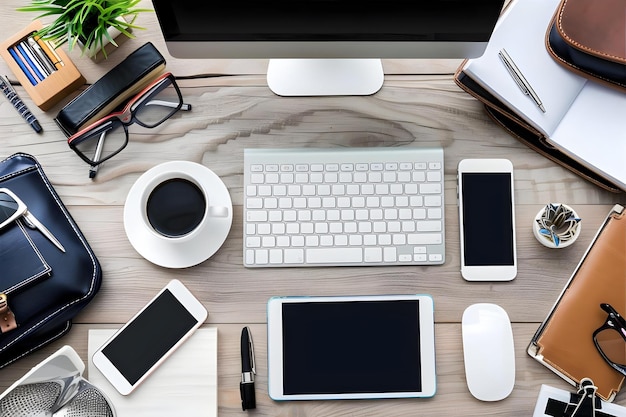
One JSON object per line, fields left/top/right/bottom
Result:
{"left": 88, "top": 328, "right": 217, "bottom": 417}
{"left": 459, "top": 0, "right": 626, "bottom": 190}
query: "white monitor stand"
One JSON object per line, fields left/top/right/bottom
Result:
{"left": 267, "top": 59, "right": 384, "bottom": 96}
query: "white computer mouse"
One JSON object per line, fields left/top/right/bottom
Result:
{"left": 462, "top": 303, "right": 515, "bottom": 401}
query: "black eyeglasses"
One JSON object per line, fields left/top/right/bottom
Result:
{"left": 68, "top": 72, "right": 191, "bottom": 168}
{"left": 593, "top": 303, "right": 626, "bottom": 376}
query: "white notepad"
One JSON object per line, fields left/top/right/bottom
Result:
{"left": 88, "top": 328, "right": 217, "bottom": 417}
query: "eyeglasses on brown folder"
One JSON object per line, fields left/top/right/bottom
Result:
{"left": 593, "top": 303, "right": 626, "bottom": 376}
{"left": 67, "top": 72, "right": 191, "bottom": 174}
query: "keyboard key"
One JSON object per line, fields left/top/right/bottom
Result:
{"left": 247, "top": 198, "right": 263, "bottom": 209}
{"left": 247, "top": 211, "right": 267, "bottom": 222}
{"left": 307, "top": 248, "right": 363, "bottom": 263}
{"left": 420, "top": 183, "right": 442, "bottom": 194}
{"left": 269, "top": 249, "right": 283, "bottom": 264}
{"left": 364, "top": 248, "right": 383, "bottom": 262}
{"left": 284, "top": 249, "right": 305, "bottom": 263}
{"left": 384, "top": 247, "right": 397, "bottom": 262}
{"left": 408, "top": 233, "right": 442, "bottom": 245}
{"left": 417, "top": 220, "right": 442, "bottom": 232}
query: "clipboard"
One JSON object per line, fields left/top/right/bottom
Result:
{"left": 528, "top": 204, "right": 626, "bottom": 401}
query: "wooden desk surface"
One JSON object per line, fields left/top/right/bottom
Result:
{"left": 1, "top": 2, "right": 625, "bottom": 415}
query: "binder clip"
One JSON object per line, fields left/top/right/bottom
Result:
{"left": 564, "top": 378, "right": 600, "bottom": 417}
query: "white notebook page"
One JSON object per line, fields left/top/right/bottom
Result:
{"left": 551, "top": 83, "right": 626, "bottom": 188}
{"left": 463, "top": 0, "right": 587, "bottom": 136}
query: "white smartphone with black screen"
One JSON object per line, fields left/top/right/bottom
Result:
{"left": 267, "top": 294, "right": 436, "bottom": 401}
{"left": 92, "top": 279, "right": 207, "bottom": 395}
{"left": 458, "top": 159, "right": 517, "bottom": 281}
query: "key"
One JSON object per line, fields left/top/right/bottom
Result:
{"left": 284, "top": 249, "right": 305, "bottom": 263}
{"left": 306, "top": 248, "right": 363, "bottom": 263}
{"left": 407, "top": 233, "right": 442, "bottom": 245}
{"left": 364, "top": 247, "right": 383, "bottom": 262}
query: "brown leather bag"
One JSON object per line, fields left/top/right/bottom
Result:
{"left": 546, "top": 0, "right": 626, "bottom": 91}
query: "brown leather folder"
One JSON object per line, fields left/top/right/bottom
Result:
{"left": 527, "top": 204, "right": 626, "bottom": 401}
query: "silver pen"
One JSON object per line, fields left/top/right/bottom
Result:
{"left": 498, "top": 48, "right": 546, "bottom": 113}
{"left": 89, "top": 131, "right": 106, "bottom": 179}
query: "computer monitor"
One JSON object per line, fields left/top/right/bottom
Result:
{"left": 151, "top": 0, "right": 506, "bottom": 96}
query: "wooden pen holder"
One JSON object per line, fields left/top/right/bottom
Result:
{"left": 0, "top": 20, "right": 85, "bottom": 111}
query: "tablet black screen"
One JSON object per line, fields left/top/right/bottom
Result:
{"left": 281, "top": 300, "right": 422, "bottom": 395}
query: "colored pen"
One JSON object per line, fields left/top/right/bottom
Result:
{"left": 8, "top": 47, "right": 37, "bottom": 86}
{"left": 0, "top": 75, "right": 42, "bottom": 133}
{"left": 240, "top": 326, "right": 256, "bottom": 410}
{"left": 34, "top": 36, "right": 64, "bottom": 69}
{"left": 498, "top": 48, "right": 546, "bottom": 113}
{"left": 27, "top": 37, "right": 56, "bottom": 75}
{"left": 16, "top": 42, "right": 45, "bottom": 82}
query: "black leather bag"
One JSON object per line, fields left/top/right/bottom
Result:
{"left": 0, "top": 153, "right": 102, "bottom": 368}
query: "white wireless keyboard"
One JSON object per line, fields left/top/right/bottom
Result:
{"left": 243, "top": 147, "right": 445, "bottom": 267}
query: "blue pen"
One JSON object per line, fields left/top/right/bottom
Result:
{"left": 8, "top": 48, "right": 37, "bottom": 86}
{"left": 16, "top": 43, "right": 45, "bottom": 82}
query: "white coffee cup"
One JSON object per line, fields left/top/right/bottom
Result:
{"left": 139, "top": 170, "right": 229, "bottom": 241}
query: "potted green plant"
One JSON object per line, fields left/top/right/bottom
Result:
{"left": 18, "top": 0, "right": 150, "bottom": 60}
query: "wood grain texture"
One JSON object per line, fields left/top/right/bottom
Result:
{"left": 1, "top": 1, "right": 625, "bottom": 414}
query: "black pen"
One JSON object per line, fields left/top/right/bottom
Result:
{"left": 0, "top": 75, "right": 42, "bottom": 133}
{"left": 240, "top": 326, "right": 256, "bottom": 410}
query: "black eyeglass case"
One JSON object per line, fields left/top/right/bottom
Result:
{"left": 54, "top": 42, "right": 166, "bottom": 137}
{"left": 0, "top": 153, "right": 102, "bottom": 368}
{"left": 527, "top": 204, "right": 626, "bottom": 402}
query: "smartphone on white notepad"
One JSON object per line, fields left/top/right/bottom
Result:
{"left": 458, "top": 159, "right": 517, "bottom": 281}
{"left": 92, "top": 280, "right": 207, "bottom": 395}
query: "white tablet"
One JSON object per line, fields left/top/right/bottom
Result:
{"left": 267, "top": 294, "right": 436, "bottom": 401}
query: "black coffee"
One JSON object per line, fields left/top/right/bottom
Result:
{"left": 146, "top": 178, "right": 206, "bottom": 237}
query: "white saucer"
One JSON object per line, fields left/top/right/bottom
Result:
{"left": 124, "top": 161, "right": 233, "bottom": 268}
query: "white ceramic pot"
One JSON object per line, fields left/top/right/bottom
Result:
{"left": 533, "top": 203, "right": 581, "bottom": 248}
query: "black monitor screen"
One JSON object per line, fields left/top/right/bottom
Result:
{"left": 152, "top": 0, "right": 505, "bottom": 42}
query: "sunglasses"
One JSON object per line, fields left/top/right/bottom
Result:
{"left": 0, "top": 188, "right": 65, "bottom": 252}
{"left": 593, "top": 303, "right": 626, "bottom": 376}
